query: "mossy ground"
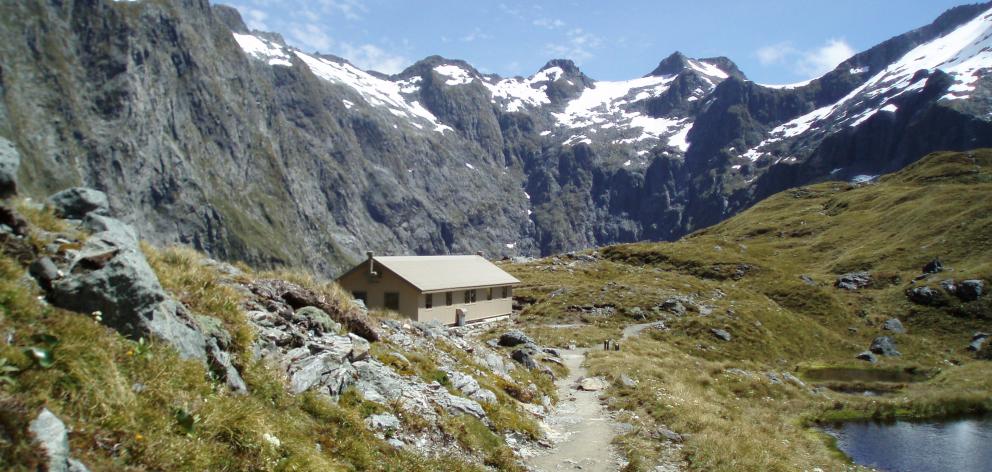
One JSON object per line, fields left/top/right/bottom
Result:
{"left": 506, "top": 150, "right": 992, "bottom": 471}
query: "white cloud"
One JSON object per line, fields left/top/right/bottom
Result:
{"left": 544, "top": 28, "right": 602, "bottom": 63}
{"left": 756, "top": 41, "right": 796, "bottom": 65}
{"left": 498, "top": 3, "right": 524, "bottom": 20}
{"left": 316, "top": 0, "right": 367, "bottom": 21}
{"left": 289, "top": 23, "right": 335, "bottom": 52}
{"left": 798, "top": 38, "right": 855, "bottom": 77}
{"left": 338, "top": 43, "right": 410, "bottom": 74}
{"left": 461, "top": 28, "right": 492, "bottom": 43}
{"left": 533, "top": 18, "right": 565, "bottom": 29}
{"left": 755, "top": 38, "right": 856, "bottom": 79}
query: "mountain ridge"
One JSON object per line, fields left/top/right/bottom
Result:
{"left": 1, "top": 0, "right": 991, "bottom": 275}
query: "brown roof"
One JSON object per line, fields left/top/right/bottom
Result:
{"left": 370, "top": 255, "right": 520, "bottom": 292}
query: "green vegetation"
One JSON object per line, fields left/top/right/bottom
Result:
{"left": 507, "top": 150, "right": 992, "bottom": 471}
{"left": 0, "top": 228, "right": 500, "bottom": 471}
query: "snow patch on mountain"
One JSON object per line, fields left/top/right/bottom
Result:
{"left": 232, "top": 33, "right": 292, "bottom": 66}
{"left": 688, "top": 59, "right": 729, "bottom": 79}
{"left": 554, "top": 75, "right": 678, "bottom": 128}
{"left": 483, "top": 76, "right": 552, "bottom": 112}
{"left": 293, "top": 51, "right": 453, "bottom": 133}
{"left": 668, "top": 121, "right": 693, "bottom": 152}
{"left": 758, "top": 78, "right": 814, "bottom": 90}
{"left": 434, "top": 65, "right": 475, "bottom": 86}
{"left": 741, "top": 8, "right": 992, "bottom": 161}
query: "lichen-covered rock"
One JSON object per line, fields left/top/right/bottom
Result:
{"left": 294, "top": 306, "right": 341, "bottom": 334}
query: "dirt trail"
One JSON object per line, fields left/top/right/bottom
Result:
{"left": 525, "top": 348, "right": 621, "bottom": 471}
{"left": 525, "top": 321, "right": 670, "bottom": 471}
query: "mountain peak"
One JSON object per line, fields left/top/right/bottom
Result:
{"left": 647, "top": 52, "right": 690, "bottom": 77}
{"left": 540, "top": 59, "right": 583, "bottom": 76}
{"left": 646, "top": 52, "right": 745, "bottom": 80}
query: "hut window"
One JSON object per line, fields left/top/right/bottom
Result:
{"left": 487, "top": 287, "right": 493, "bottom": 300}
{"left": 384, "top": 292, "right": 399, "bottom": 310}
{"left": 501, "top": 286, "right": 509, "bottom": 298}
{"left": 465, "top": 289, "right": 476, "bottom": 303}
{"left": 354, "top": 291, "right": 367, "bottom": 303}
{"left": 425, "top": 293, "right": 433, "bottom": 309}
{"left": 446, "top": 291, "right": 453, "bottom": 306}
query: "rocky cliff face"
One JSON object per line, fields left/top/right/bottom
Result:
{"left": 2, "top": 0, "right": 991, "bottom": 275}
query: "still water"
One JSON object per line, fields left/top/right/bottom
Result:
{"left": 824, "top": 416, "right": 992, "bottom": 472}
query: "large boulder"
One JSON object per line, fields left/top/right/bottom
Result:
{"left": 969, "top": 332, "right": 989, "bottom": 352}
{"left": 578, "top": 377, "right": 609, "bottom": 391}
{"left": 498, "top": 330, "right": 535, "bottom": 347}
{"left": 883, "top": 318, "right": 905, "bottom": 334}
{"left": 835, "top": 272, "right": 871, "bottom": 290}
{"left": 906, "top": 286, "right": 945, "bottom": 306}
{"left": 870, "top": 336, "right": 901, "bottom": 357}
{"left": 922, "top": 258, "right": 944, "bottom": 274}
{"left": 29, "top": 257, "right": 60, "bottom": 290}
{"left": 49, "top": 222, "right": 206, "bottom": 360}
{"left": 47, "top": 188, "right": 109, "bottom": 219}
{"left": 365, "top": 413, "right": 401, "bottom": 431}
{"left": 957, "top": 280, "right": 984, "bottom": 301}
{"left": 0, "top": 137, "right": 20, "bottom": 198}
{"left": 710, "top": 328, "right": 732, "bottom": 341}
{"left": 46, "top": 217, "right": 245, "bottom": 392}
{"left": 448, "top": 370, "right": 497, "bottom": 404}
{"left": 510, "top": 349, "right": 538, "bottom": 369}
{"left": 28, "top": 408, "right": 89, "bottom": 472}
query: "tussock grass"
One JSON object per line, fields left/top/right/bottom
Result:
{"left": 506, "top": 150, "right": 992, "bottom": 471}
{"left": 0, "top": 249, "right": 488, "bottom": 471}
{"left": 143, "top": 244, "right": 254, "bottom": 358}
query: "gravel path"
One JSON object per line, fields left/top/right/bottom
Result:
{"left": 524, "top": 320, "right": 678, "bottom": 471}
{"left": 525, "top": 348, "right": 622, "bottom": 472}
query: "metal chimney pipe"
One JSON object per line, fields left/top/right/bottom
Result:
{"left": 367, "top": 251, "right": 375, "bottom": 276}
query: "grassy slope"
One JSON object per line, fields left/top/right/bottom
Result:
{"left": 506, "top": 149, "right": 992, "bottom": 471}
{"left": 0, "top": 209, "right": 548, "bottom": 471}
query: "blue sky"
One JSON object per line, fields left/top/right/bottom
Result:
{"left": 226, "top": 0, "right": 972, "bottom": 83}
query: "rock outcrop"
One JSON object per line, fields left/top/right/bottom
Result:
{"left": 36, "top": 189, "right": 247, "bottom": 394}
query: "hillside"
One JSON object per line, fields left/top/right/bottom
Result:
{"left": 0, "top": 183, "right": 565, "bottom": 470}
{"left": 505, "top": 149, "right": 992, "bottom": 470}
{"left": 3, "top": 1, "right": 992, "bottom": 274}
